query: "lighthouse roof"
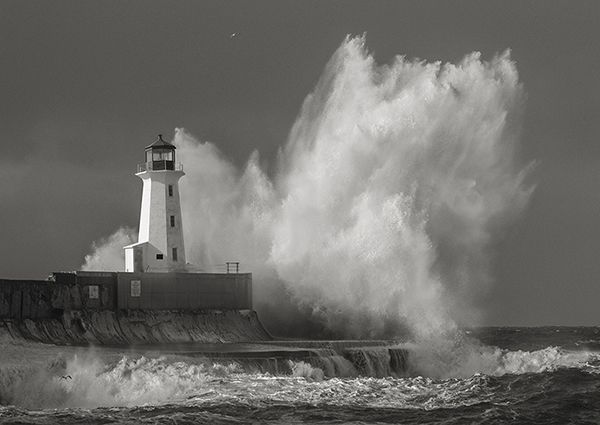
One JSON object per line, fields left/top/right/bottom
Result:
{"left": 145, "top": 134, "right": 176, "bottom": 150}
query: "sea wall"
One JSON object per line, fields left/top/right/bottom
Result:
{"left": 116, "top": 272, "right": 252, "bottom": 310}
{"left": 0, "top": 271, "right": 267, "bottom": 344}
{"left": 0, "top": 271, "right": 252, "bottom": 320}
{"left": 0, "top": 309, "right": 271, "bottom": 345}
{"left": 0, "top": 310, "right": 271, "bottom": 345}
{"left": 0, "top": 280, "right": 55, "bottom": 320}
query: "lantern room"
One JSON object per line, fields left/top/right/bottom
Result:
{"left": 140, "top": 134, "right": 177, "bottom": 172}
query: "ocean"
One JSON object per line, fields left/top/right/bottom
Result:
{"left": 1, "top": 327, "right": 599, "bottom": 424}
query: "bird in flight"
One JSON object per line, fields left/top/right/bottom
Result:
{"left": 60, "top": 375, "right": 72, "bottom": 380}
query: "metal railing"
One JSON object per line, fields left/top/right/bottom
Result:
{"left": 137, "top": 160, "right": 183, "bottom": 173}
{"left": 184, "top": 262, "right": 244, "bottom": 274}
{"left": 225, "top": 262, "right": 240, "bottom": 274}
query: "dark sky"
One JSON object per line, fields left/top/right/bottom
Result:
{"left": 1, "top": 0, "right": 598, "bottom": 326}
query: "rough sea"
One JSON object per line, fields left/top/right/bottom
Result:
{"left": 1, "top": 327, "right": 599, "bottom": 424}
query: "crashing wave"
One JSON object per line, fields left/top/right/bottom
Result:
{"left": 0, "top": 341, "right": 598, "bottom": 410}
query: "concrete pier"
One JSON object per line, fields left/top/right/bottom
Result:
{"left": 0, "top": 270, "right": 266, "bottom": 345}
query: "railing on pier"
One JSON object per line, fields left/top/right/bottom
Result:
{"left": 185, "top": 262, "right": 243, "bottom": 274}
{"left": 137, "top": 160, "right": 183, "bottom": 173}
{"left": 226, "top": 262, "right": 240, "bottom": 274}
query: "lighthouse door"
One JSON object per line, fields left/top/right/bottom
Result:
{"left": 133, "top": 247, "right": 144, "bottom": 273}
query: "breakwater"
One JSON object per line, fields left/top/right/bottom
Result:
{"left": 0, "top": 271, "right": 253, "bottom": 316}
{"left": 0, "top": 310, "right": 271, "bottom": 345}
{"left": 156, "top": 341, "right": 411, "bottom": 378}
{"left": 0, "top": 270, "right": 270, "bottom": 345}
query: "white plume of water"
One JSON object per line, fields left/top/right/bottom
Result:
{"left": 175, "top": 36, "right": 533, "bottom": 339}
{"left": 81, "top": 227, "right": 135, "bottom": 272}
{"left": 82, "top": 35, "right": 533, "bottom": 343}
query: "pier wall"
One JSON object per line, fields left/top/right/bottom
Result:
{"left": 0, "top": 280, "right": 54, "bottom": 320}
{"left": 0, "top": 309, "right": 271, "bottom": 344}
{"left": 117, "top": 272, "right": 252, "bottom": 310}
{"left": 0, "top": 271, "right": 253, "bottom": 320}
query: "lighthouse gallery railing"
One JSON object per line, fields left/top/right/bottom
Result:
{"left": 137, "top": 161, "right": 183, "bottom": 173}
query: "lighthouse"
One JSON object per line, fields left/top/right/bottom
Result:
{"left": 124, "top": 135, "right": 186, "bottom": 272}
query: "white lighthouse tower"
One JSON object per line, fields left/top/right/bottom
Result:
{"left": 124, "top": 135, "right": 186, "bottom": 273}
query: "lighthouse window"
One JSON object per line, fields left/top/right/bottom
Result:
{"left": 152, "top": 150, "right": 174, "bottom": 161}
{"left": 168, "top": 185, "right": 173, "bottom": 197}
{"left": 172, "top": 247, "right": 178, "bottom": 261}
{"left": 170, "top": 215, "right": 175, "bottom": 227}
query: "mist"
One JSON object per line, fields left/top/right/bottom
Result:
{"left": 83, "top": 36, "right": 533, "bottom": 340}
{"left": 81, "top": 228, "right": 136, "bottom": 272}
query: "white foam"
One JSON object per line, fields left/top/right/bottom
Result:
{"left": 1, "top": 344, "right": 597, "bottom": 410}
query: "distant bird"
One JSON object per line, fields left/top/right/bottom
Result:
{"left": 60, "top": 375, "right": 72, "bottom": 380}
{"left": 230, "top": 32, "right": 239, "bottom": 39}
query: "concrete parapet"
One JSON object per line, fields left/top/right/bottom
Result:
{"left": 116, "top": 272, "right": 252, "bottom": 310}
{"left": 0, "top": 271, "right": 253, "bottom": 320}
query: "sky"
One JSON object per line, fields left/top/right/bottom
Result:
{"left": 0, "top": 0, "right": 599, "bottom": 326}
